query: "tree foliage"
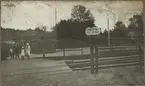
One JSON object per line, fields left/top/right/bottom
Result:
{"left": 111, "top": 21, "right": 127, "bottom": 37}
{"left": 54, "top": 5, "right": 95, "bottom": 40}
{"left": 127, "top": 13, "right": 143, "bottom": 43}
{"left": 128, "top": 13, "right": 143, "bottom": 36}
{"left": 71, "top": 4, "right": 94, "bottom": 22}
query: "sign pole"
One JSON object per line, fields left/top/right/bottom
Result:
{"left": 85, "top": 26, "right": 100, "bottom": 74}
{"left": 107, "top": 17, "right": 110, "bottom": 46}
{"left": 90, "top": 36, "right": 94, "bottom": 73}
{"left": 95, "top": 46, "right": 98, "bottom": 73}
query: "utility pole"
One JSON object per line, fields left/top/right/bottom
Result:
{"left": 55, "top": 8, "right": 57, "bottom": 25}
{"left": 54, "top": 0, "right": 57, "bottom": 25}
{"left": 107, "top": 15, "right": 110, "bottom": 46}
{"left": 105, "top": 1, "right": 115, "bottom": 46}
{"left": 50, "top": 16, "right": 52, "bottom": 28}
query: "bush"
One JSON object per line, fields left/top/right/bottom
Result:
{"left": 31, "top": 40, "right": 56, "bottom": 54}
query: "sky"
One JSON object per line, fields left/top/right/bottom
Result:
{"left": 1, "top": 1, "right": 143, "bottom": 32}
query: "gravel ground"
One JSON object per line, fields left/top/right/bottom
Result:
{"left": 1, "top": 66, "right": 145, "bottom": 86}
{"left": 1, "top": 57, "right": 144, "bottom": 86}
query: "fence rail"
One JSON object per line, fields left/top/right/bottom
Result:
{"left": 65, "top": 45, "right": 144, "bottom": 73}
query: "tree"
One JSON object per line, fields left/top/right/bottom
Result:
{"left": 114, "top": 21, "right": 126, "bottom": 29}
{"left": 71, "top": 4, "right": 94, "bottom": 22}
{"left": 111, "top": 21, "right": 127, "bottom": 37}
{"left": 128, "top": 13, "right": 143, "bottom": 43}
{"left": 102, "top": 29, "right": 108, "bottom": 36}
{"left": 53, "top": 5, "right": 95, "bottom": 40}
{"left": 54, "top": 20, "right": 70, "bottom": 39}
{"left": 71, "top": 5, "right": 95, "bottom": 39}
{"left": 27, "top": 28, "right": 33, "bottom": 31}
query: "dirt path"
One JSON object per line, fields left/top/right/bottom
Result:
{"left": 1, "top": 59, "right": 144, "bottom": 86}
{"left": 1, "top": 59, "right": 72, "bottom": 75}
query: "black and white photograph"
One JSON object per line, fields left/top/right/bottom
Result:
{"left": 0, "top": 0, "right": 145, "bottom": 86}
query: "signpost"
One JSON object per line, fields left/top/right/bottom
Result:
{"left": 85, "top": 27, "right": 100, "bottom": 36}
{"left": 85, "top": 26, "right": 100, "bottom": 74}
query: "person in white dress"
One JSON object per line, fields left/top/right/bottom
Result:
{"left": 9, "top": 47, "right": 14, "bottom": 59}
{"left": 21, "top": 47, "right": 25, "bottom": 60}
{"left": 25, "top": 43, "right": 31, "bottom": 59}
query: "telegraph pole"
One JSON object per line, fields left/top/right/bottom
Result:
{"left": 105, "top": 1, "right": 112, "bottom": 46}
{"left": 50, "top": 16, "right": 52, "bottom": 28}
{"left": 55, "top": 8, "right": 57, "bottom": 25}
{"left": 107, "top": 15, "right": 110, "bottom": 46}
{"left": 54, "top": 0, "right": 57, "bottom": 25}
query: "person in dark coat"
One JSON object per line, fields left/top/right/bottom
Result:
{"left": 13, "top": 43, "right": 17, "bottom": 59}
{"left": 13, "top": 43, "right": 20, "bottom": 59}
{"left": 15, "top": 44, "right": 20, "bottom": 59}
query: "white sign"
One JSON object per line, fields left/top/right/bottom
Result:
{"left": 85, "top": 27, "right": 100, "bottom": 36}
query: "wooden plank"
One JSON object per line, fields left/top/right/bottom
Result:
{"left": 98, "top": 46, "right": 136, "bottom": 49}
{"left": 99, "top": 57, "right": 140, "bottom": 62}
{"left": 99, "top": 60, "right": 140, "bottom": 66}
{"left": 73, "top": 62, "right": 140, "bottom": 71}
{"left": 67, "top": 59, "right": 144, "bottom": 67}
{"left": 67, "top": 59, "right": 142, "bottom": 68}
{"left": 66, "top": 55, "right": 141, "bottom": 65}
{"left": 100, "top": 52, "right": 138, "bottom": 57}
{"left": 63, "top": 55, "right": 90, "bottom": 60}
{"left": 100, "top": 50, "right": 137, "bottom": 54}
{"left": 98, "top": 55, "right": 138, "bottom": 60}
{"left": 99, "top": 48, "right": 137, "bottom": 52}
{"left": 71, "top": 59, "right": 90, "bottom": 62}
{"left": 99, "top": 62, "right": 140, "bottom": 68}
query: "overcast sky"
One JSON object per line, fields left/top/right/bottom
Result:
{"left": 1, "top": 1, "right": 143, "bottom": 31}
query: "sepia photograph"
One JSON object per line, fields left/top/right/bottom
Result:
{"left": 0, "top": 0, "right": 144, "bottom": 86}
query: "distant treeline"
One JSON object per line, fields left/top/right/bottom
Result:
{"left": 52, "top": 5, "right": 143, "bottom": 43}
{"left": 1, "top": 27, "right": 56, "bottom": 41}
{"left": 1, "top": 5, "right": 143, "bottom": 50}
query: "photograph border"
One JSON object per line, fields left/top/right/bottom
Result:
{"left": 0, "top": 0, "right": 144, "bottom": 86}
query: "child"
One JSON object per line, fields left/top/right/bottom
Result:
{"left": 21, "top": 47, "right": 25, "bottom": 60}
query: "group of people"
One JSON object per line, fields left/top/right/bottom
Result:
{"left": 9, "top": 43, "right": 31, "bottom": 60}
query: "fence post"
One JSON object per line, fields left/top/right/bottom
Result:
{"left": 90, "top": 36, "right": 94, "bottom": 74}
{"left": 63, "top": 48, "right": 65, "bottom": 57}
{"left": 81, "top": 48, "right": 83, "bottom": 55}
{"left": 95, "top": 46, "right": 99, "bottom": 73}
{"left": 138, "top": 44, "right": 143, "bottom": 72}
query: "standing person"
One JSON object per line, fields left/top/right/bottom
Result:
{"left": 13, "top": 43, "right": 17, "bottom": 59}
{"left": 25, "top": 43, "right": 31, "bottom": 59}
{"left": 9, "top": 47, "right": 14, "bottom": 59}
{"left": 20, "top": 47, "right": 25, "bottom": 60}
{"left": 15, "top": 44, "right": 20, "bottom": 59}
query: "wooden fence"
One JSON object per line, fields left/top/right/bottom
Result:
{"left": 66, "top": 45, "right": 144, "bottom": 73}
